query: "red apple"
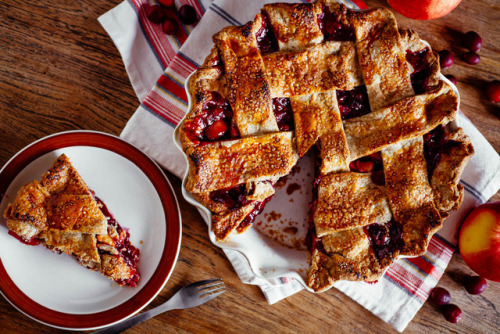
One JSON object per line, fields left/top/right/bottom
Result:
{"left": 459, "top": 202, "right": 500, "bottom": 282}
{"left": 387, "top": 0, "right": 462, "bottom": 20}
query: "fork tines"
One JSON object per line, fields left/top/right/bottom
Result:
{"left": 195, "top": 278, "right": 226, "bottom": 299}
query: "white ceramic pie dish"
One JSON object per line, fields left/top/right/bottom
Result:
{"left": 173, "top": 8, "right": 461, "bottom": 293}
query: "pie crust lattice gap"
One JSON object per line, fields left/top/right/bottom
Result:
{"left": 179, "top": 1, "right": 473, "bottom": 292}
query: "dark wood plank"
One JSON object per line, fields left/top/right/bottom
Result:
{"left": 0, "top": 1, "right": 498, "bottom": 333}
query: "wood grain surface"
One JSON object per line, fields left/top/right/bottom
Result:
{"left": 0, "top": 0, "right": 499, "bottom": 333}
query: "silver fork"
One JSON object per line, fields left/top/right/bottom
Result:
{"left": 93, "top": 278, "right": 225, "bottom": 334}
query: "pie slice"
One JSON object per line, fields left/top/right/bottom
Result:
{"left": 4, "top": 154, "right": 140, "bottom": 287}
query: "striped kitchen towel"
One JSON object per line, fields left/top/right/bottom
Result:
{"left": 99, "top": 0, "right": 500, "bottom": 331}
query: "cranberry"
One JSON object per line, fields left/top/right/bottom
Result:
{"left": 364, "top": 221, "right": 403, "bottom": 262}
{"left": 442, "top": 304, "right": 462, "bottom": 323}
{"left": 272, "top": 98, "right": 294, "bottom": 131}
{"left": 157, "top": 0, "right": 174, "bottom": 7}
{"left": 337, "top": 86, "right": 371, "bottom": 120}
{"left": 179, "top": 5, "right": 198, "bottom": 25}
{"left": 486, "top": 80, "right": 500, "bottom": 103}
{"left": 229, "top": 124, "right": 240, "bottom": 138}
{"left": 463, "top": 275, "right": 487, "bottom": 295}
{"left": 146, "top": 5, "right": 168, "bottom": 24}
{"left": 429, "top": 287, "right": 451, "bottom": 306}
{"left": 210, "top": 183, "right": 253, "bottom": 210}
{"left": 445, "top": 74, "right": 457, "bottom": 85}
{"left": 438, "top": 50, "right": 454, "bottom": 69}
{"left": 406, "top": 48, "right": 430, "bottom": 73}
{"left": 256, "top": 11, "right": 279, "bottom": 54}
{"left": 238, "top": 196, "right": 273, "bottom": 230}
{"left": 463, "top": 51, "right": 480, "bottom": 65}
{"left": 405, "top": 48, "right": 433, "bottom": 93}
{"left": 318, "top": 6, "right": 355, "bottom": 42}
{"left": 162, "top": 18, "right": 178, "bottom": 35}
{"left": 463, "top": 31, "right": 483, "bottom": 53}
{"left": 204, "top": 119, "right": 228, "bottom": 141}
{"left": 356, "top": 160, "right": 374, "bottom": 173}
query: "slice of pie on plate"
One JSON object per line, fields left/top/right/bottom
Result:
{"left": 3, "top": 154, "right": 140, "bottom": 287}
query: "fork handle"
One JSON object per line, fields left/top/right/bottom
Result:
{"left": 93, "top": 304, "right": 174, "bottom": 334}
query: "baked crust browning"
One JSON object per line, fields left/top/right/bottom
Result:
{"left": 5, "top": 155, "right": 107, "bottom": 235}
{"left": 4, "top": 181, "right": 49, "bottom": 231}
{"left": 382, "top": 137, "right": 442, "bottom": 256}
{"left": 263, "top": 2, "right": 323, "bottom": 52}
{"left": 431, "top": 127, "right": 474, "bottom": 214}
{"left": 212, "top": 202, "right": 258, "bottom": 241}
{"left": 264, "top": 41, "right": 362, "bottom": 97}
{"left": 314, "top": 172, "right": 391, "bottom": 236}
{"left": 214, "top": 19, "right": 279, "bottom": 136}
{"left": 293, "top": 90, "right": 351, "bottom": 174}
{"left": 352, "top": 7, "right": 414, "bottom": 110}
{"left": 185, "top": 132, "right": 298, "bottom": 193}
{"left": 41, "top": 230, "right": 101, "bottom": 267}
{"left": 308, "top": 228, "right": 384, "bottom": 292}
{"left": 344, "top": 82, "right": 458, "bottom": 160}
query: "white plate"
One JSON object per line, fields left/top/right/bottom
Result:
{"left": 0, "top": 131, "right": 182, "bottom": 330}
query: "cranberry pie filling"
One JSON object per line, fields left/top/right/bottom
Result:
{"left": 364, "top": 220, "right": 404, "bottom": 263}
{"left": 184, "top": 91, "right": 239, "bottom": 144}
{"left": 256, "top": 11, "right": 279, "bottom": 54}
{"left": 237, "top": 195, "right": 273, "bottom": 232}
{"left": 209, "top": 183, "right": 254, "bottom": 210}
{"left": 96, "top": 197, "right": 140, "bottom": 287}
{"left": 406, "top": 48, "right": 433, "bottom": 94}
{"left": 336, "top": 85, "right": 371, "bottom": 120}
{"left": 181, "top": 1, "right": 473, "bottom": 292}
{"left": 272, "top": 97, "right": 295, "bottom": 131}
{"left": 349, "top": 152, "right": 383, "bottom": 173}
{"left": 318, "top": 5, "right": 355, "bottom": 42}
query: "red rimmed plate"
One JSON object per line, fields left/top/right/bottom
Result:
{"left": 0, "top": 131, "right": 181, "bottom": 330}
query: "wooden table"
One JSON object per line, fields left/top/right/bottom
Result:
{"left": 0, "top": 0, "right": 499, "bottom": 333}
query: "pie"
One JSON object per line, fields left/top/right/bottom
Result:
{"left": 3, "top": 154, "right": 140, "bottom": 287}
{"left": 178, "top": 0, "right": 474, "bottom": 292}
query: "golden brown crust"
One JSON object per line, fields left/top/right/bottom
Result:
{"left": 314, "top": 172, "right": 391, "bottom": 236}
{"left": 214, "top": 19, "right": 278, "bottom": 136}
{"left": 344, "top": 82, "right": 458, "bottom": 160}
{"left": 352, "top": 7, "right": 414, "bottom": 110}
{"left": 178, "top": 2, "right": 473, "bottom": 290}
{"left": 212, "top": 202, "right": 257, "bottom": 241}
{"left": 431, "top": 128, "right": 474, "bottom": 213}
{"left": 264, "top": 2, "right": 323, "bottom": 52}
{"left": 292, "top": 91, "right": 350, "bottom": 171}
{"left": 5, "top": 155, "right": 107, "bottom": 235}
{"left": 263, "top": 42, "right": 362, "bottom": 98}
{"left": 100, "top": 254, "right": 134, "bottom": 281}
{"left": 4, "top": 181, "right": 49, "bottom": 231}
{"left": 40, "top": 230, "right": 101, "bottom": 266}
{"left": 308, "top": 228, "right": 385, "bottom": 292}
{"left": 185, "top": 132, "right": 298, "bottom": 193}
{"left": 382, "top": 137, "right": 442, "bottom": 256}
